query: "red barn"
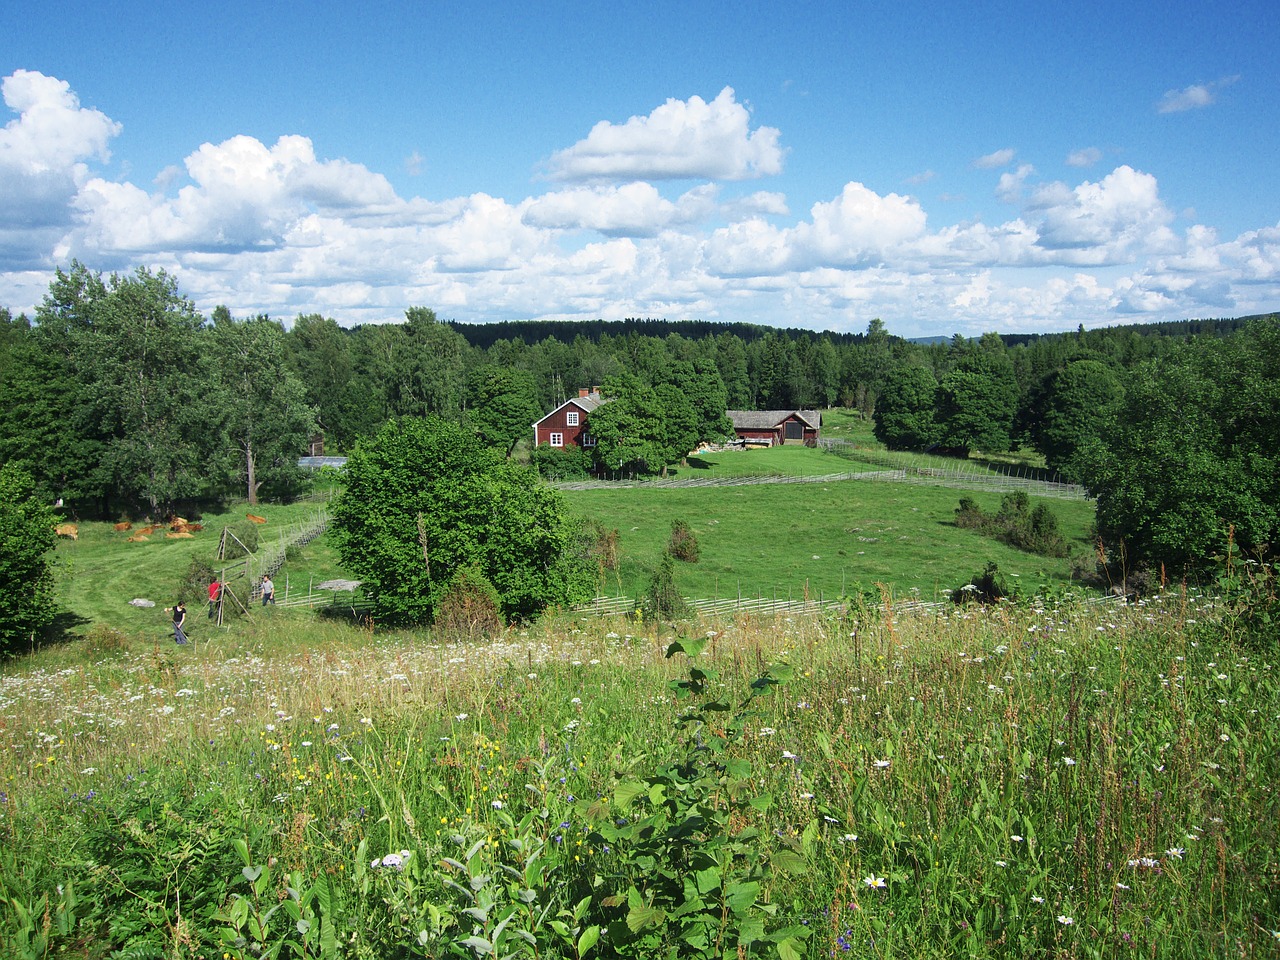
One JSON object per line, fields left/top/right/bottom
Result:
{"left": 727, "top": 410, "right": 822, "bottom": 446}
{"left": 532, "top": 387, "right": 607, "bottom": 449}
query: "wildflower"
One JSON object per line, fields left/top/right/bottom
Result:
{"left": 1165, "top": 847, "right": 1185, "bottom": 859}
{"left": 1057, "top": 915, "right": 1074, "bottom": 925}
{"left": 1031, "top": 896, "right": 1045, "bottom": 904}
{"left": 863, "top": 875, "right": 886, "bottom": 889}
{"left": 360, "top": 717, "right": 372, "bottom": 726}
{"left": 491, "top": 800, "right": 504, "bottom": 810}
{"left": 873, "top": 759, "right": 891, "bottom": 769}
{"left": 454, "top": 713, "right": 468, "bottom": 721}
{"left": 1062, "top": 757, "right": 1076, "bottom": 766}
{"left": 840, "top": 834, "right": 858, "bottom": 843}
{"left": 994, "top": 860, "right": 1007, "bottom": 867}
{"left": 1219, "top": 733, "right": 1229, "bottom": 742}
{"left": 1115, "top": 882, "right": 1130, "bottom": 890}
{"left": 782, "top": 750, "right": 800, "bottom": 760}
{"left": 1010, "top": 834, "right": 1023, "bottom": 842}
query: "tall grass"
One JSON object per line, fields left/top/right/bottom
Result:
{"left": 2, "top": 591, "right": 1276, "bottom": 957}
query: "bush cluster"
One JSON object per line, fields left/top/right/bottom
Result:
{"left": 666, "top": 520, "right": 700, "bottom": 563}
{"left": 955, "top": 492, "right": 1068, "bottom": 557}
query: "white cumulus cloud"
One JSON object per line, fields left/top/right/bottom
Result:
{"left": 1025, "top": 165, "right": 1177, "bottom": 263}
{"left": 1157, "top": 76, "right": 1238, "bottom": 114}
{"left": 0, "top": 70, "right": 122, "bottom": 264}
{"left": 545, "top": 87, "right": 784, "bottom": 182}
{"left": 974, "top": 148, "right": 1016, "bottom": 169}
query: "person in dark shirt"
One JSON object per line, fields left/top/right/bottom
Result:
{"left": 172, "top": 601, "right": 188, "bottom": 644}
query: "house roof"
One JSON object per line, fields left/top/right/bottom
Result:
{"left": 727, "top": 410, "right": 822, "bottom": 431}
{"left": 533, "top": 392, "right": 608, "bottom": 428}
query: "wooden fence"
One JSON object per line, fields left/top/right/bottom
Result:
{"left": 551, "top": 445, "right": 1087, "bottom": 500}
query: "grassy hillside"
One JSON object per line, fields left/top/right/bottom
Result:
{"left": 1, "top": 593, "right": 1274, "bottom": 958}
{"left": 564, "top": 442, "right": 1096, "bottom": 603}
{"left": 48, "top": 499, "right": 340, "bottom": 639}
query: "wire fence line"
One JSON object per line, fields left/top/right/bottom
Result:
{"left": 817, "top": 439, "right": 1089, "bottom": 500}
{"left": 550, "top": 444, "right": 1088, "bottom": 500}
{"left": 572, "top": 591, "right": 1125, "bottom": 620}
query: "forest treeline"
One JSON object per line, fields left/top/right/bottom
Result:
{"left": 1, "top": 261, "right": 1277, "bottom": 581}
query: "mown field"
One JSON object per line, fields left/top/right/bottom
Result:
{"left": 561, "top": 438, "right": 1097, "bottom": 604}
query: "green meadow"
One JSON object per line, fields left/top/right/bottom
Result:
{"left": 564, "top": 443, "right": 1098, "bottom": 604}
{"left": 3, "top": 440, "right": 1277, "bottom": 959}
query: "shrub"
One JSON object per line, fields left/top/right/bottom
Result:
{"left": 954, "top": 496, "right": 985, "bottom": 529}
{"left": 433, "top": 564, "right": 504, "bottom": 642}
{"left": 529, "top": 444, "right": 594, "bottom": 481}
{"left": 951, "top": 561, "right": 1015, "bottom": 604}
{"left": 587, "top": 522, "right": 620, "bottom": 573}
{"left": 640, "top": 554, "right": 687, "bottom": 622}
{"left": 954, "top": 493, "right": 1067, "bottom": 557}
{"left": 666, "top": 519, "right": 700, "bottom": 563}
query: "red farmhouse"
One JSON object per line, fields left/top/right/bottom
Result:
{"left": 532, "top": 387, "right": 606, "bottom": 450}
{"left": 727, "top": 410, "right": 822, "bottom": 447}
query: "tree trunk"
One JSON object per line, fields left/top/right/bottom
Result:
{"left": 246, "top": 441, "right": 257, "bottom": 505}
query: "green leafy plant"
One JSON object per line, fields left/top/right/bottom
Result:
{"left": 214, "top": 838, "right": 342, "bottom": 960}
{"left": 582, "top": 633, "right": 810, "bottom": 959}
{"left": 1209, "top": 530, "right": 1278, "bottom": 652}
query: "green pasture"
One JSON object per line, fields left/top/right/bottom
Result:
{"left": 565, "top": 478, "right": 1097, "bottom": 602}
{"left": 49, "top": 499, "right": 341, "bottom": 639}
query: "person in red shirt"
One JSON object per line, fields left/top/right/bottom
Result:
{"left": 208, "top": 580, "right": 221, "bottom": 619}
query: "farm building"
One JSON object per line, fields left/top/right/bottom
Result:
{"left": 727, "top": 410, "right": 822, "bottom": 446}
{"left": 532, "top": 387, "right": 607, "bottom": 449}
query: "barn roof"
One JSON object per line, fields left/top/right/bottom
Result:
{"left": 728, "top": 410, "right": 822, "bottom": 430}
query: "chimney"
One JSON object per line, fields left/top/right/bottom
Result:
{"left": 579, "top": 388, "right": 589, "bottom": 398}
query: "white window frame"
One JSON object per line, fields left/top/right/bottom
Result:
{"left": 582, "top": 432, "right": 596, "bottom": 447}
{"left": 549, "top": 432, "right": 564, "bottom": 447}
{"left": 566, "top": 411, "right": 580, "bottom": 427}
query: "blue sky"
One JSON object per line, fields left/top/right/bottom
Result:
{"left": 2, "top": 0, "right": 1277, "bottom": 338}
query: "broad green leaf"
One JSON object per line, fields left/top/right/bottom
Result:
{"left": 626, "top": 903, "right": 666, "bottom": 933}
{"left": 577, "top": 924, "right": 601, "bottom": 958}
{"left": 614, "top": 780, "right": 648, "bottom": 811}
{"left": 772, "top": 849, "right": 807, "bottom": 876}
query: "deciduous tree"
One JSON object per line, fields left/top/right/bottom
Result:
{"left": 0, "top": 464, "right": 58, "bottom": 654}
{"left": 332, "top": 417, "right": 594, "bottom": 625}
{"left": 212, "top": 315, "right": 318, "bottom": 504}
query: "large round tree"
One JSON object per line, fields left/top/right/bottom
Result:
{"left": 332, "top": 417, "right": 595, "bottom": 625}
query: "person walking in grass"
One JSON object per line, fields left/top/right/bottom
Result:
{"left": 261, "top": 574, "right": 275, "bottom": 606}
{"left": 171, "top": 601, "right": 188, "bottom": 644}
